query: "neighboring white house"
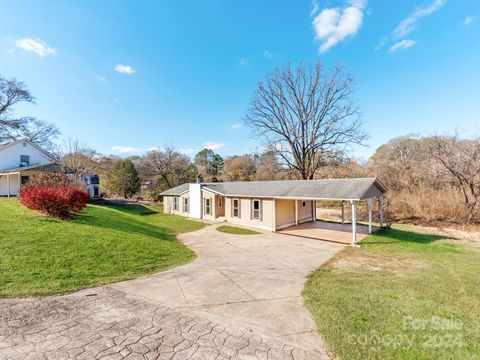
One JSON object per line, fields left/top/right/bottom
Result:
{"left": 0, "top": 139, "right": 59, "bottom": 196}
{"left": 160, "top": 178, "right": 387, "bottom": 246}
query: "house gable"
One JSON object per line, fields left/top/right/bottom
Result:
{"left": 0, "top": 140, "right": 55, "bottom": 172}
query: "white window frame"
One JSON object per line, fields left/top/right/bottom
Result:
{"left": 173, "top": 196, "right": 179, "bottom": 211}
{"left": 183, "top": 197, "right": 189, "bottom": 213}
{"left": 205, "top": 198, "right": 211, "bottom": 215}
{"left": 232, "top": 198, "right": 240, "bottom": 218}
{"left": 252, "top": 199, "right": 262, "bottom": 220}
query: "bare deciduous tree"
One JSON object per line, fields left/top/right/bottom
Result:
{"left": 244, "top": 61, "right": 366, "bottom": 180}
{"left": 139, "top": 147, "right": 195, "bottom": 192}
{"left": 59, "top": 138, "right": 98, "bottom": 177}
{"left": 427, "top": 134, "right": 480, "bottom": 222}
{"left": 0, "top": 76, "right": 59, "bottom": 149}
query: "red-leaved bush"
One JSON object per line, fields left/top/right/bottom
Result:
{"left": 20, "top": 174, "right": 88, "bottom": 219}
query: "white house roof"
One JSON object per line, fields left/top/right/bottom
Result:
{"left": 161, "top": 178, "right": 387, "bottom": 201}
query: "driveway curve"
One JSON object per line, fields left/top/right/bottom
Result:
{"left": 114, "top": 223, "right": 344, "bottom": 358}
{"left": 0, "top": 223, "right": 344, "bottom": 360}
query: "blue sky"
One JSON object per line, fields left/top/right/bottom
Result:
{"left": 1, "top": 0, "right": 479, "bottom": 160}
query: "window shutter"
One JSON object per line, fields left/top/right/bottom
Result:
{"left": 238, "top": 199, "right": 241, "bottom": 218}
{"left": 250, "top": 200, "right": 253, "bottom": 220}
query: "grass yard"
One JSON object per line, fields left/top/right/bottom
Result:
{"left": 216, "top": 225, "right": 261, "bottom": 235}
{"left": 0, "top": 199, "right": 206, "bottom": 298}
{"left": 303, "top": 225, "right": 480, "bottom": 360}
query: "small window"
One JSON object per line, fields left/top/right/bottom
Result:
{"left": 183, "top": 197, "right": 189, "bottom": 213}
{"left": 232, "top": 199, "right": 240, "bottom": 217}
{"left": 20, "top": 155, "right": 30, "bottom": 167}
{"left": 173, "top": 196, "right": 179, "bottom": 211}
{"left": 252, "top": 199, "right": 262, "bottom": 220}
{"left": 218, "top": 197, "right": 222, "bottom": 207}
{"left": 205, "top": 198, "right": 211, "bottom": 215}
{"left": 302, "top": 201, "right": 306, "bottom": 207}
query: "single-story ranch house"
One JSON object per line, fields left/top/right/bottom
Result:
{"left": 161, "top": 178, "right": 387, "bottom": 246}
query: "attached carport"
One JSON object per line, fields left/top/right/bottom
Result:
{"left": 269, "top": 178, "right": 387, "bottom": 247}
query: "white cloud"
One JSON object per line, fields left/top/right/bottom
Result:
{"left": 310, "top": 1, "right": 320, "bottom": 17}
{"left": 14, "top": 38, "right": 55, "bottom": 57}
{"left": 263, "top": 50, "right": 275, "bottom": 59}
{"left": 389, "top": 39, "right": 416, "bottom": 53}
{"left": 239, "top": 57, "right": 248, "bottom": 66}
{"left": 232, "top": 123, "right": 241, "bottom": 130}
{"left": 203, "top": 142, "right": 225, "bottom": 151}
{"left": 463, "top": 16, "right": 475, "bottom": 26}
{"left": 178, "top": 147, "right": 197, "bottom": 155}
{"left": 312, "top": 0, "right": 366, "bottom": 53}
{"left": 393, "top": 0, "right": 446, "bottom": 38}
{"left": 115, "top": 64, "right": 136, "bottom": 74}
{"left": 111, "top": 146, "right": 140, "bottom": 154}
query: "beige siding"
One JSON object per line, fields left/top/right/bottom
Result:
{"left": 275, "top": 199, "right": 295, "bottom": 230}
{"left": 164, "top": 193, "right": 189, "bottom": 217}
{"left": 297, "top": 200, "right": 314, "bottom": 223}
{"left": 202, "top": 190, "right": 216, "bottom": 220}
{"left": 225, "top": 196, "right": 274, "bottom": 231}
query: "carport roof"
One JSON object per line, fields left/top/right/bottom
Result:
{"left": 161, "top": 178, "right": 386, "bottom": 201}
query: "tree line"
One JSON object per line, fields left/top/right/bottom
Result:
{"left": 2, "top": 62, "right": 478, "bottom": 225}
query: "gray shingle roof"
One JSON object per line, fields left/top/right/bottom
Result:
{"left": 161, "top": 178, "right": 386, "bottom": 200}
{"left": 160, "top": 183, "right": 190, "bottom": 196}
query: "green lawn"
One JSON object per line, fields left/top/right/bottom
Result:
{"left": 216, "top": 225, "right": 261, "bottom": 235}
{"left": 303, "top": 225, "right": 480, "bottom": 359}
{"left": 0, "top": 199, "right": 206, "bottom": 298}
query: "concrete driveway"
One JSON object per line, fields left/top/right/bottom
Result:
{"left": 0, "top": 223, "right": 343, "bottom": 360}
{"left": 114, "top": 223, "right": 344, "bottom": 357}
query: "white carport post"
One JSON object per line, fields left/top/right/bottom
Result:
{"left": 341, "top": 201, "right": 345, "bottom": 224}
{"left": 351, "top": 200, "right": 358, "bottom": 247}
{"left": 379, "top": 195, "right": 384, "bottom": 227}
{"left": 367, "top": 198, "right": 373, "bottom": 234}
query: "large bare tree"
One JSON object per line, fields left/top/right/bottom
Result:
{"left": 244, "top": 62, "right": 366, "bottom": 180}
{"left": 138, "top": 147, "right": 196, "bottom": 192}
{"left": 0, "top": 76, "right": 59, "bottom": 149}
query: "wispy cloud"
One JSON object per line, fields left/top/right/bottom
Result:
{"left": 389, "top": 39, "right": 416, "bottom": 53}
{"left": 239, "top": 57, "right": 248, "bottom": 66}
{"left": 203, "top": 142, "right": 225, "bottom": 151}
{"left": 232, "top": 123, "right": 241, "bottom": 130}
{"left": 311, "top": 0, "right": 367, "bottom": 53}
{"left": 115, "top": 64, "right": 136, "bottom": 74}
{"left": 463, "top": 16, "right": 475, "bottom": 26}
{"left": 178, "top": 147, "right": 197, "bottom": 155}
{"left": 14, "top": 38, "right": 55, "bottom": 57}
{"left": 111, "top": 146, "right": 140, "bottom": 154}
{"left": 263, "top": 50, "right": 276, "bottom": 59}
{"left": 393, "top": 0, "right": 446, "bottom": 38}
{"left": 93, "top": 73, "right": 106, "bottom": 83}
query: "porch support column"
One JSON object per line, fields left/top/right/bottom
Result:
{"left": 367, "top": 198, "right": 373, "bottom": 234}
{"left": 379, "top": 195, "right": 384, "bottom": 227}
{"left": 295, "top": 200, "right": 298, "bottom": 225}
{"left": 312, "top": 200, "right": 316, "bottom": 221}
{"left": 351, "top": 201, "right": 358, "bottom": 247}
{"left": 6, "top": 173, "right": 10, "bottom": 197}
{"left": 18, "top": 172, "right": 21, "bottom": 192}
{"left": 341, "top": 201, "right": 345, "bottom": 224}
